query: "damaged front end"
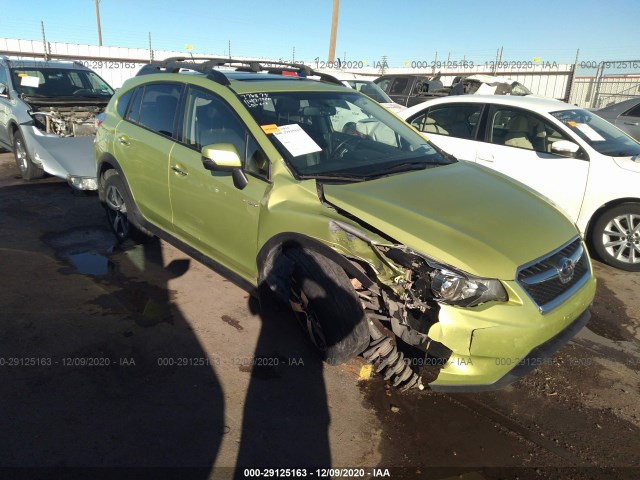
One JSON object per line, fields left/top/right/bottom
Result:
{"left": 22, "top": 103, "right": 105, "bottom": 190}
{"left": 328, "top": 220, "right": 509, "bottom": 390}
{"left": 31, "top": 105, "right": 103, "bottom": 138}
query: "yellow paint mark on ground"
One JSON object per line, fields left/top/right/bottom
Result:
{"left": 359, "top": 364, "right": 373, "bottom": 380}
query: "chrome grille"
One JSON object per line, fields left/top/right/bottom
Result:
{"left": 517, "top": 237, "right": 590, "bottom": 313}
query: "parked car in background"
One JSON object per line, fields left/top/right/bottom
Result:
{"left": 400, "top": 95, "right": 640, "bottom": 271}
{"left": 374, "top": 74, "right": 446, "bottom": 107}
{"left": 334, "top": 73, "right": 406, "bottom": 114}
{"left": 450, "top": 74, "right": 533, "bottom": 96}
{"left": 0, "top": 56, "right": 114, "bottom": 190}
{"left": 593, "top": 97, "right": 640, "bottom": 142}
{"left": 95, "top": 57, "right": 594, "bottom": 392}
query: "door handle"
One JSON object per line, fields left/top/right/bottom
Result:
{"left": 171, "top": 165, "right": 188, "bottom": 176}
{"left": 117, "top": 135, "right": 130, "bottom": 146}
{"left": 242, "top": 199, "right": 259, "bottom": 207}
{"left": 477, "top": 154, "right": 494, "bottom": 162}
{"left": 624, "top": 121, "right": 639, "bottom": 126}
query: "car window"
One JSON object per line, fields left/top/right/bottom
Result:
{"left": 345, "top": 80, "right": 393, "bottom": 104}
{"left": 0, "top": 67, "right": 7, "bottom": 88}
{"left": 389, "top": 78, "right": 408, "bottom": 95}
{"left": 136, "top": 83, "right": 182, "bottom": 137}
{"left": 125, "top": 87, "right": 143, "bottom": 124}
{"left": 241, "top": 90, "right": 448, "bottom": 180}
{"left": 551, "top": 108, "right": 640, "bottom": 157}
{"left": 622, "top": 104, "right": 640, "bottom": 118}
{"left": 9, "top": 68, "right": 113, "bottom": 98}
{"left": 182, "top": 86, "right": 268, "bottom": 178}
{"left": 116, "top": 89, "right": 134, "bottom": 118}
{"left": 410, "top": 104, "right": 482, "bottom": 139}
{"left": 489, "top": 107, "right": 572, "bottom": 153}
{"left": 375, "top": 78, "right": 391, "bottom": 93}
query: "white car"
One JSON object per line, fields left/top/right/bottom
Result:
{"left": 399, "top": 95, "right": 640, "bottom": 271}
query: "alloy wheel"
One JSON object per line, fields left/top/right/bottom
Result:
{"left": 602, "top": 213, "right": 640, "bottom": 264}
{"left": 105, "top": 184, "right": 130, "bottom": 239}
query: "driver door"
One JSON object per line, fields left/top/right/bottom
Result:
{"left": 169, "top": 86, "right": 270, "bottom": 280}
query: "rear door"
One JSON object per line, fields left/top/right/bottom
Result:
{"left": 476, "top": 105, "right": 590, "bottom": 221}
{"left": 113, "top": 82, "right": 182, "bottom": 232}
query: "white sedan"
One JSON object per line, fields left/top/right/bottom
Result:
{"left": 399, "top": 95, "right": 640, "bottom": 271}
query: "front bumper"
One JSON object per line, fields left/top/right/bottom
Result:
{"left": 425, "top": 269, "right": 596, "bottom": 392}
{"left": 430, "top": 307, "right": 591, "bottom": 392}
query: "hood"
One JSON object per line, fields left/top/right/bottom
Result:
{"left": 613, "top": 155, "right": 640, "bottom": 173}
{"left": 322, "top": 162, "right": 579, "bottom": 279}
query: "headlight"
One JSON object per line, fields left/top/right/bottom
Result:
{"left": 431, "top": 269, "right": 507, "bottom": 307}
{"left": 67, "top": 176, "right": 98, "bottom": 191}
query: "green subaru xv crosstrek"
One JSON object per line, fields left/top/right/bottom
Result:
{"left": 94, "top": 57, "right": 596, "bottom": 391}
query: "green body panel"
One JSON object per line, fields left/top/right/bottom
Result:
{"left": 323, "top": 161, "right": 578, "bottom": 280}
{"left": 95, "top": 71, "right": 597, "bottom": 390}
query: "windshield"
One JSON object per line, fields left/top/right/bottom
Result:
{"left": 10, "top": 67, "right": 114, "bottom": 99}
{"left": 343, "top": 80, "right": 394, "bottom": 104}
{"left": 240, "top": 90, "right": 450, "bottom": 180}
{"left": 551, "top": 108, "right": 640, "bottom": 157}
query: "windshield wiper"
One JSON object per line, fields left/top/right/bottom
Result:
{"left": 367, "top": 161, "right": 430, "bottom": 178}
{"left": 301, "top": 174, "right": 364, "bottom": 182}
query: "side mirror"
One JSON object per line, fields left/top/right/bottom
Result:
{"left": 201, "top": 143, "right": 248, "bottom": 190}
{"left": 551, "top": 140, "right": 580, "bottom": 158}
{"left": 0, "top": 83, "right": 7, "bottom": 96}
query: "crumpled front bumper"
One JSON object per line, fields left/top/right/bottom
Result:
{"left": 425, "top": 273, "right": 597, "bottom": 392}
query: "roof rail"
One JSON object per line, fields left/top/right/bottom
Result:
{"left": 136, "top": 56, "right": 342, "bottom": 86}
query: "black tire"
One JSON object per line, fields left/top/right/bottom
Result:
{"left": 591, "top": 203, "right": 640, "bottom": 272}
{"left": 287, "top": 248, "right": 370, "bottom": 365}
{"left": 13, "top": 130, "right": 44, "bottom": 180}
{"left": 102, "top": 170, "right": 153, "bottom": 244}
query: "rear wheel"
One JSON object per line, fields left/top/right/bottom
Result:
{"left": 591, "top": 203, "right": 640, "bottom": 271}
{"left": 13, "top": 130, "right": 44, "bottom": 180}
{"left": 287, "top": 248, "right": 370, "bottom": 365}
{"left": 102, "top": 170, "right": 153, "bottom": 244}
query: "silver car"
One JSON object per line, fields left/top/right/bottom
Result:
{"left": 593, "top": 97, "right": 640, "bottom": 142}
{"left": 0, "top": 57, "right": 114, "bottom": 190}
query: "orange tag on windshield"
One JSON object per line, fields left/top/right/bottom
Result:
{"left": 261, "top": 124, "right": 280, "bottom": 134}
{"left": 567, "top": 121, "right": 577, "bottom": 127}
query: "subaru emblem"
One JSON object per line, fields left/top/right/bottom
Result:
{"left": 557, "top": 257, "right": 575, "bottom": 284}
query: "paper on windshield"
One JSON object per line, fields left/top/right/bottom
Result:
{"left": 21, "top": 76, "right": 39, "bottom": 88}
{"left": 575, "top": 123, "right": 605, "bottom": 142}
{"left": 272, "top": 124, "right": 322, "bottom": 157}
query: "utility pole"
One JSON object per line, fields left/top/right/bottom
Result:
{"left": 95, "top": 0, "right": 103, "bottom": 46}
{"left": 328, "top": 0, "right": 339, "bottom": 62}
{"left": 41, "top": 21, "right": 50, "bottom": 60}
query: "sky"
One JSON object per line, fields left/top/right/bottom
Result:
{"left": 1, "top": 0, "right": 638, "bottom": 69}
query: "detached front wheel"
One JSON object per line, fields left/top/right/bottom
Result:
{"left": 287, "top": 248, "right": 370, "bottom": 365}
{"left": 591, "top": 203, "right": 640, "bottom": 271}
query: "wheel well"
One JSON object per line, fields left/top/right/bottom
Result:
{"left": 8, "top": 122, "right": 19, "bottom": 143}
{"left": 256, "top": 233, "right": 375, "bottom": 304}
{"left": 585, "top": 198, "right": 640, "bottom": 247}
